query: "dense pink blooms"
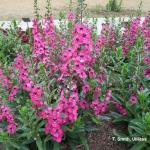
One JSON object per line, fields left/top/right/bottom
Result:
{"left": 42, "top": 16, "right": 57, "bottom": 49}
{"left": 79, "top": 100, "right": 89, "bottom": 109}
{"left": 91, "top": 99, "right": 108, "bottom": 116}
{"left": 121, "top": 17, "right": 141, "bottom": 55}
{"left": 142, "top": 12, "right": 150, "bottom": 79}
{"left": 8, "top": 85, "right": 19, "bottom": 101}
{"left": 114, "top": 102, "right": 128, "bottom": 116}
{"left": 39, "top": 91, "right": 79, "bottom": 142}
{"left": 29, "top": 86, "right": 44, "bottom": 108}
{"left": 91, "top": 90, "right": 111, "bottom": 116}
{"left": 0, "top": 17, "right": 112, "bottom": 143}
{"left": 95, "top": 35, "right": 105, "bottom": 55}
{"left": 44, "top": 108, "right": 64, "bottom": 142}
{"left": 0, "top": 106, "right": 16, "bottom": 134}
{"left": 14, "top": 54, "right": 23, "bottom": 70}
{"left": 32, "top": 19, "right": 47, "bottom": 61}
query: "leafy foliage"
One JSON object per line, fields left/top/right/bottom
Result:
{"left": 106, "top": 0, "right": 122, "bottom": 12}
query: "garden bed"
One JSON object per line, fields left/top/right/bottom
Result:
{"left": 0, "top": 1, "right": 150, "bottom": 150}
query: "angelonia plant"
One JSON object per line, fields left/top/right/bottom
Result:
{"left": 0, "top": 4, "right": 111, "bottom": 149}
{"left": 98, "top": 12, "right": 150, "bottom": 150}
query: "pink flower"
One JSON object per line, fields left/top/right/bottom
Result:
{"left": 44, "top": 108, "right": 64, "bottom": 142}
{"left": 114, "top": 102, "right": 128, "bottom": 116}
{"left": 130, "top": 95, "right": 138, "bottom": 104}
{"left": 95, "top": 36, "right": 105, "bottom": 55}
{"left": 60, "top": 64, "right": 69, "bottom": 74}
{"left": 67, "top": 12, "right": 75, "bottom": 21}
{"left": 74, "top": 60, "right": 85, "bottom": 72}
{"left": 82, "top": 84, "right": 90, "bottom": 93}
{"left": 89, "top": 68, "right": 96, "bottom": 78}
{"left": 121, "top": 17, "right": 140, "bottom": 55}
{"left": 78, "top": 71, "right": 87, "bottom": 80}
{"left": 19, "top": 70, "right": 28, "bottom": 82}
{"left": 38, "top": 107, "right": 52, "bottom": 120}
{"left": 61, "top": 51, "right": 72, "bottom": 62}
{"left": 29, "top": 86, "right": 44, "bottom": 107}
{"left": 2, "top": 77, "right": 10, "bottom": 89}
{"left": 7, "top": 124, "right": 17, "bottom": 134}
{"left": 144, "top": 68, "right": 150, "bottom": 78}
{"left": 79, "top": 100, "right": 89, "bottom": 109}
{"left": 91, "top": 99, "right": 108, "bottom": 116}
{"left": 0, "top": 105, "right": 16, "bottom": 134}
{"left": 8, "top": 93, "right": 14, "bottom": 101}
{"left": 11, "top": 85, "right": 19, "bottom": 95}
{"left": 30, "top": 86, "right": 42, "bottom": 99}
{"left": 69, "top": 92, "right": 79, "bottom": 103}
{"left": 52, "top": 128, "right": 64, "bottom": 143}
{"left": 144, "top": 56, "right": 150, "bottom": 64}
{"left": 23, "top": 80, "right": 34, "bottom": 91}
{"left": 14, "top": 54, "right": 23, "bottom": 69}
{"left": 93, "top": 86, "right": 101, "bottom": 99}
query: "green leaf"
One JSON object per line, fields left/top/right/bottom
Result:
{"left": 130, "top": 143, "right": 146, "bottom": 150}
{"left": 128, "top": 125, "right": 144, "bottom": 135}
{"left": 91, "top": 116, "right": 101, "bottom": 124}
{"left": 20, "top": 145, "right": 30, "bottom": 150}
{"left": 113, "top": 115, "right": 130, "bottom": 123}
{"left": 8, "top": 141, "right": 21, "bottom": 149}
{"left": 70, "top": 144, "right": 77, "bottom": 150}
{"left": 79, "top": 135, "right": 89, "bottom": 150}
{"left": 36, "top": 137, "right": 44, "bottom": 150}
{"left": 113, "top": 130, "right": 128, "bottom": 138}
{"left": 44, "top": 135, "right": 51, "bottom": 144}
{"left": 53, "top": 142, "right": 60, "bottom": 150}
{"left": 20, "top": 106, "right": 28, "bottom": 116}
{"left": 85, "top": 125, "right": 99, "bottom": 132}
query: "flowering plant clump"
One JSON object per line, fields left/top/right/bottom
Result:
{"left": 0, "top": 12, "right": 112, "bottom": 149}
{"left": 97, "top": 12, "right": 150, "bottom": 149}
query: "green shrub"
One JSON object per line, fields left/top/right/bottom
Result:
{"left": 0, "top": 21, "right": 30, "bottom": 64}
{"left": 106, "top": 0, "right": 122, "bottom": 12}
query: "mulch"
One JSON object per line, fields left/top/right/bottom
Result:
{"left": 86, "top": 120, "right": 129, "bottom": 150}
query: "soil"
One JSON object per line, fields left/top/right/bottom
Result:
{"left": 0, "top": 0, "right": 150, "bottom": 20}
{"left": 86, "top": 120, "right": 129, "bottom": 150}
